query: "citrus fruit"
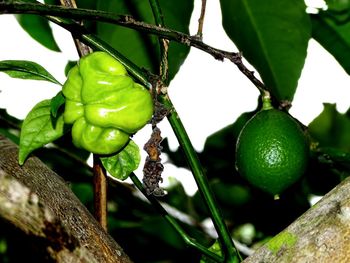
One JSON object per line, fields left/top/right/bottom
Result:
{"left": 235, "top": 108, "right": 309, "bottom": 196}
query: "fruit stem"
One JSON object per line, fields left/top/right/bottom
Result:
{"left": 261, "top": 91, "right": 273, "bottom": 110}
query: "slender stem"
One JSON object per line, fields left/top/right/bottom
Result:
{"left": 147, "top": 4, "right": 235, "bottom": 260}
{"left": 161, "top": 95, "right": 241, "bottom": 263}
{"left": 148, "top": 2, "right": 239, "bottom": 260}
{"left": 59, "top": 0, "right": 106, "bottom": 230}
{"left": 59, "top": 0, "right": 92, "bottom": 56}
{"left": 315, "top": 147, "right": 350, "bottom": 164}
{"left": 92, "top": 155, "right": 108, "bottom": 230}
{"left": 149, "top": 0, "right": 164, "bottom": 27}
{"left": 0, "top": 1, "right": 265, "bottom": 92}
{"left": 196, "top": 0, "right": 207, "bottom": 39}
{"left": 130, "top": 173, "right": 223, "bottom": 262}
{"left": 149, "top": 0, "right": 169, "bottom": 84}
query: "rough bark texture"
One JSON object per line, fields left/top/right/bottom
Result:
{"left": 0, "top": 135, "right": 132, "bottom": 263}
{"left": 2, "top": 131, "right": 350, "bottom": 263}
{"left": 243, "top": 175, "right": 350, "bottom": 263}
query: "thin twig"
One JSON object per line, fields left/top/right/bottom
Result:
{"left": 59, "top": 0, "right": 92, "bottom": 57}
{"left": 140, "top": 1, "right": 168, "bottom": 197}
{"left": 92, "top": 155, "right": 108, "bottom": 230}
{"left": 0, "top": 2, "right": 266, "bottom": 93}
{"left": 196, "top": 0, "right": 207, "bottom": 39}
{"left": 149, "top": 0, "right": 169, "bottom": 85}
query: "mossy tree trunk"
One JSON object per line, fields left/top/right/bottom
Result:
{"left": 1, "top": 134, "right": 350, "bottom": 262}
{"left": 243, "top": 175, "right": 350, "bottom": 262}
{"left": 0, "top": 135, "right": 132, "bottom": 263}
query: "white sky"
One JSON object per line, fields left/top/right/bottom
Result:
{"left": 0, "top": 0, "right": 349, "bottom": 195}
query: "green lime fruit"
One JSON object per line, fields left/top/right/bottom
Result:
{"left": 235, "top": 108, "right": 309, "bottom": 196}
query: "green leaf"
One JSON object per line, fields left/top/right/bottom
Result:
{"left": 0, "top": 108, "right": 21, "bottom": 145}
{"left": 100, "top": 140, "right": 141, "bottom": 180}
{"left": 15, "top": 0, "right": 60, "bottom": 52}
{"left": 0, "top": 128, "right": 19, "bottom": 145}
{"left": 308, "top": 103, "right": 350, "bottom": 152}
{"left": 64, "top": 60, "right": 77, "bottom": 77}
{"left": 311, "top": 12, "right": 350, "bottom": 75}
{"left": 219, "top": 0, "right": 311, "bottom": 101}
{"left": 44, "top": 0, "right": 60, "bottom": 5}
{"left": 0, "top": 108, "right": 23, "bottom": 129}
{"left": 200, "top": 240, "right": 222, "bottom": 263}
{"left": 50, "top": 91, "right": 65, "bottom": 118}
{"left": 19, "top": 99, "right": 67, "bottom": 165}
{"left": 95, "top": 0, "right": 193, "bottom": 82}
{"left": 76, "top": 0, "right": 97, "bottom": 10}
{"left": 326, "top": 0, "right": 350, "bottom": 12}
{"left": 0, "top": 60, "right": 61, "bottom": 85}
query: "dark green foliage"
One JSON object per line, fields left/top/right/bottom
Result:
{"left": 309, "top": 103, "right": 350, "bottom": 151}
{"left": 220, "top": 0, "right": 311, "bottom": 102}
{"left": 311, "top": 12, "right": 350, "bottom": 75}
{"left": 15, "top": 0, "right": 60, "bottom": 52}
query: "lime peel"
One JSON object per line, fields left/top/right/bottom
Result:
{"left": 235, "top": 109, "right": 309, "bottom": 195}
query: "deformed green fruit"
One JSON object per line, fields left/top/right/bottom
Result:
{"left": 62, "top": 51, "right": 153, "bottom": 155}
{"left": 235, "top": 108, "right": 309, "bottom": 196}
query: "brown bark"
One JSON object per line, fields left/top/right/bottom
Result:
{"left": 0, "top": 135, "right": 132, "bottom": 263}
{"left": 93, "top": 155, "right": 108, "bottom": 230}
{"left": 2, "top": 131, "right": 350, "bottom": 262}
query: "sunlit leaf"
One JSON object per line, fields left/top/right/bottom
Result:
{"left": 100, "top": 140, "right": 141, "bottom": 180}
{"left": 219, "top": 0, "right": 311, "bottom": 101}
{"left": 0, "top": 60, "right": 61, "bottom": 85}
{"left": 19, "top": 99, "right": 67, "bottom": 165}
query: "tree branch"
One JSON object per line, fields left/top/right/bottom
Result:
{"left": 243, "top": 175, "right": 350, "bottom": 262}
{"left": 0, "top": 1, "right": 265, "bottom": 92}
{"left": 0, "top": 135, "right": 132, "bottom": 263}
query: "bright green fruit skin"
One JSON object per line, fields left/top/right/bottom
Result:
{"left": 235, "top": 109, "right": 309, "bottom": 196}
{"left": 62, "top": 51, "right": 154, "bottom": 155}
